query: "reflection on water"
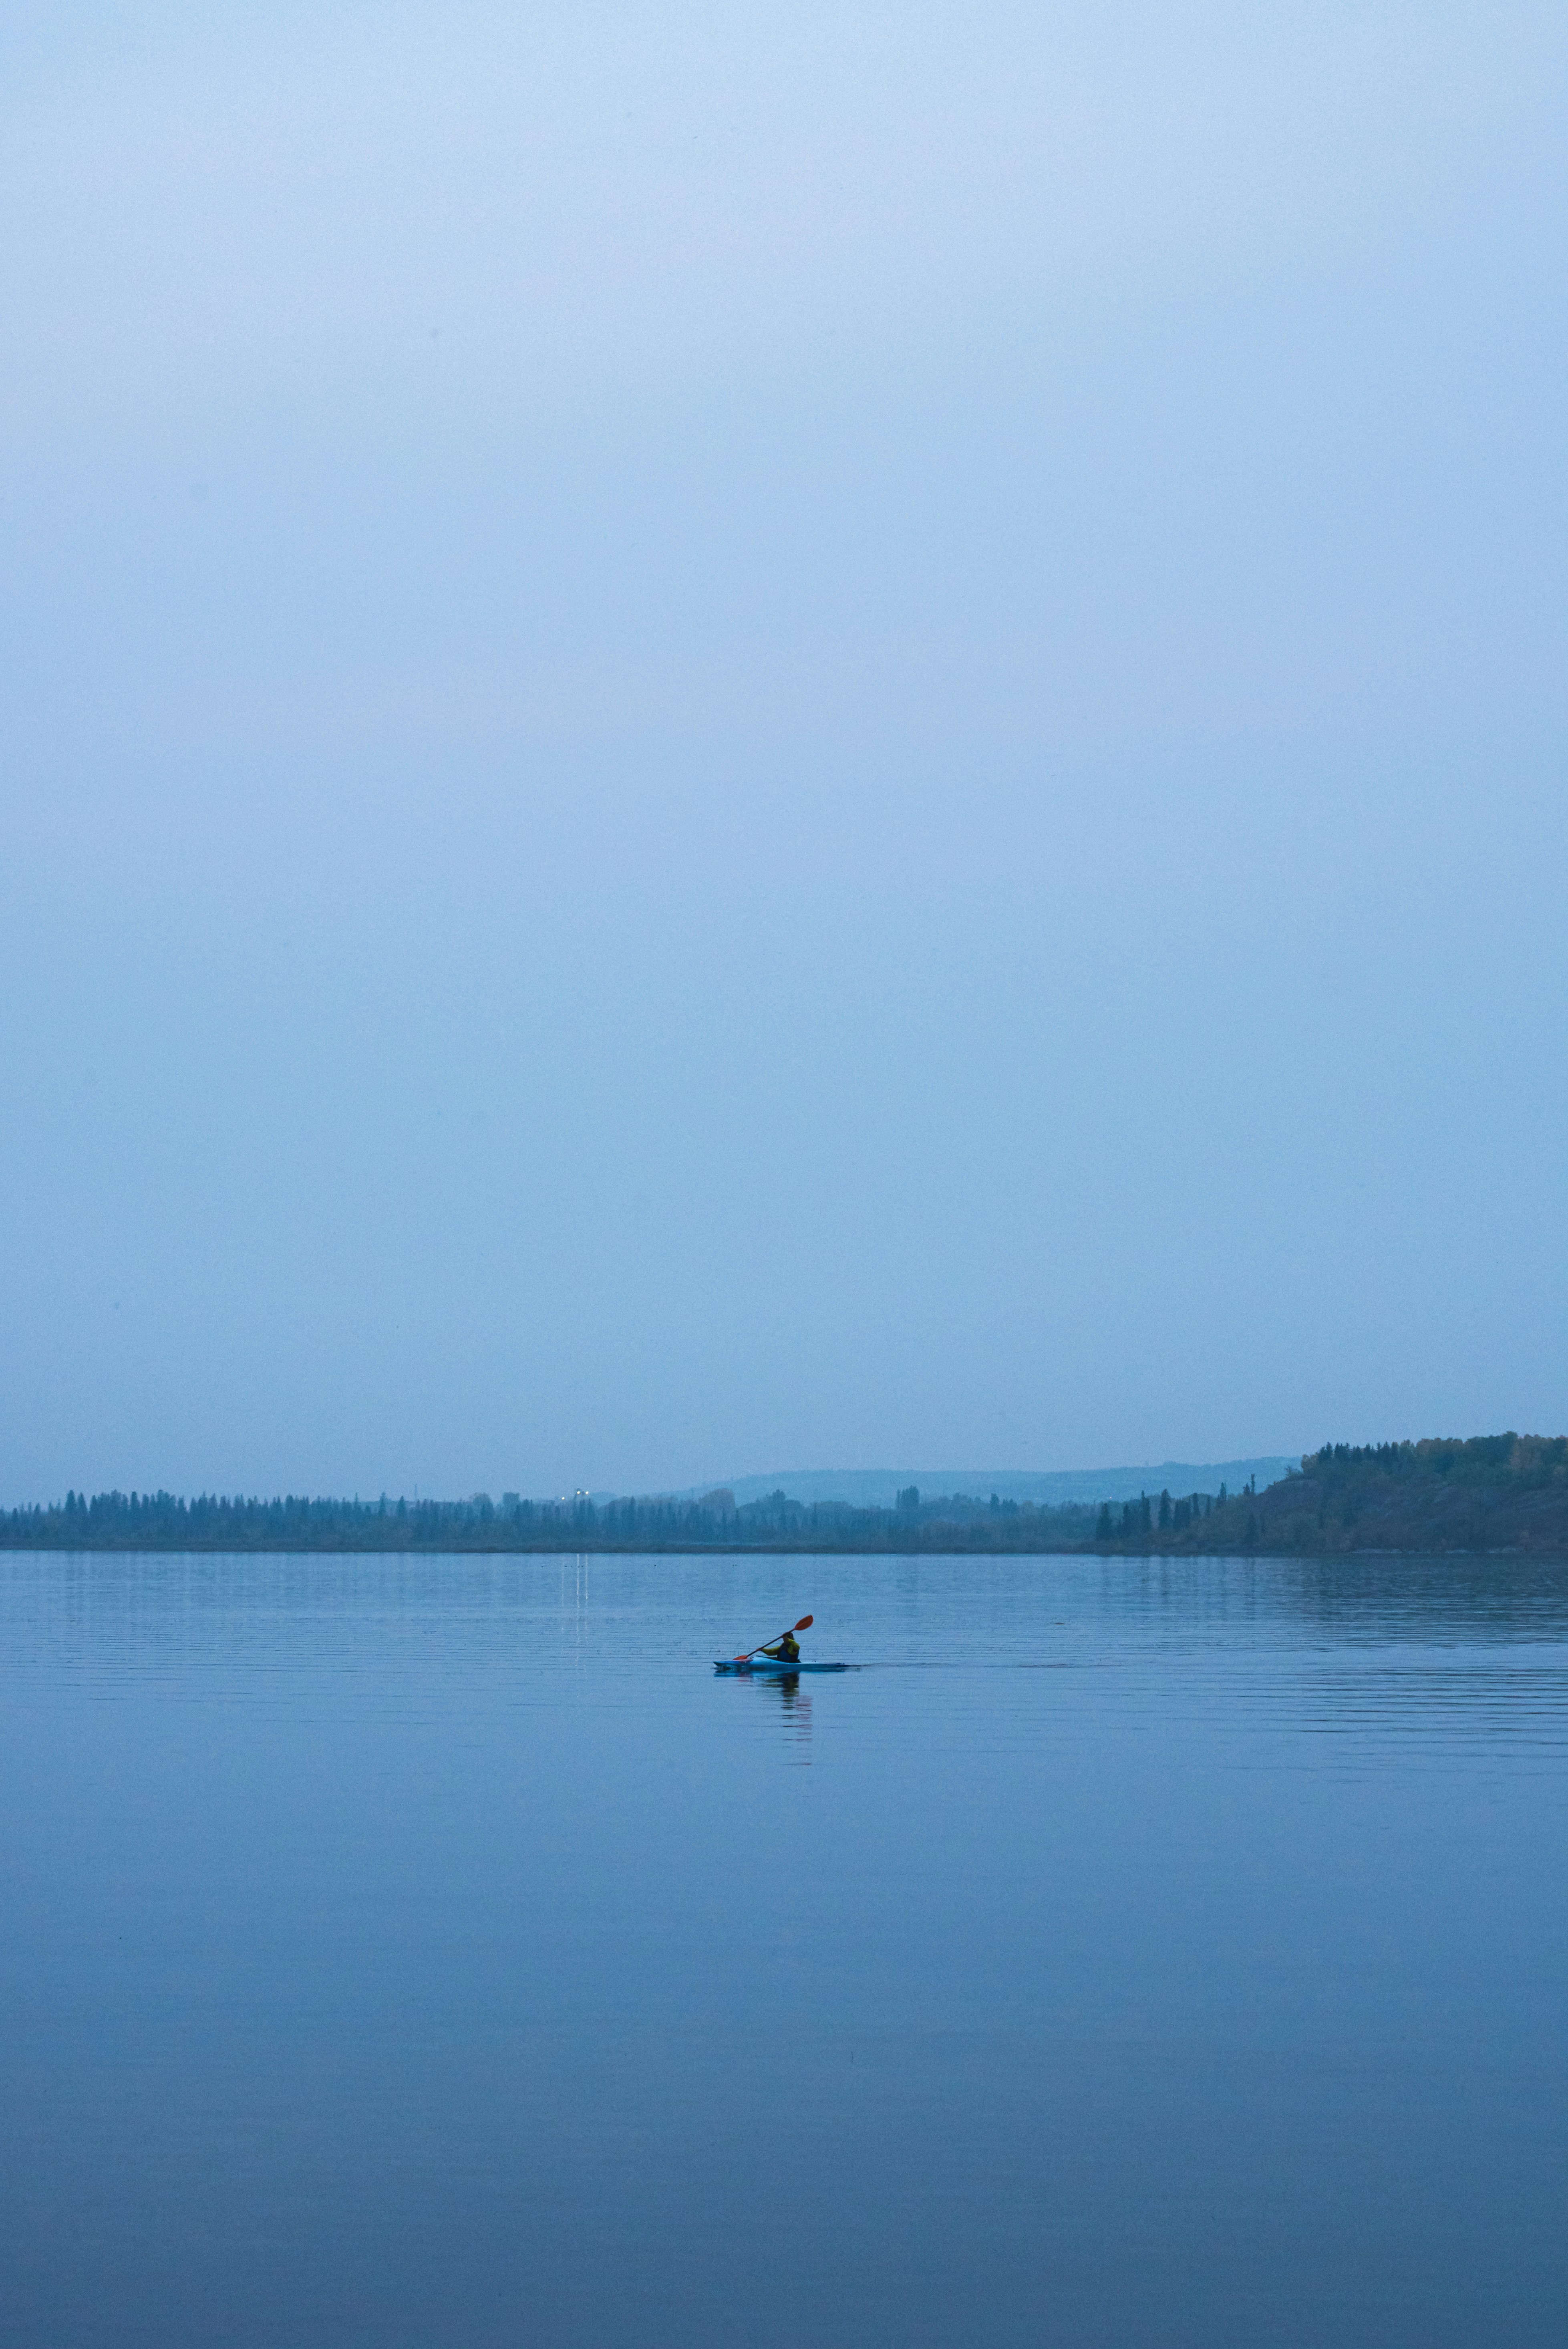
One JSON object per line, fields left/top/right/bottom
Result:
{"left": 742, "top": 1668, "right": 814, "bottom": 1760}
{"left": 0, "top": 1548, "right": 1564, "bottom": 2349}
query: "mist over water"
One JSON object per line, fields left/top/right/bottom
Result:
{"left": 3, "top": 1549, "right": 1564, "bottom": 2348}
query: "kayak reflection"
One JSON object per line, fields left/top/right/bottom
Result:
{"left": 761, "top": 1668, "right": 813, "bottom": 1755}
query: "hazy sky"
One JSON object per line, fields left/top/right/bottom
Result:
{"left": 3, "top": 1, "right": 1564, "bottom": 1501}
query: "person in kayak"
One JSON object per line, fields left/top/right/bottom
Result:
{"left": 761, "top": 1629, "right": 801, "bottom": 1662}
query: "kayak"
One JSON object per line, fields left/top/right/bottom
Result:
{"left": 713, "top": 1658, "right": 849, "bottom": 1675}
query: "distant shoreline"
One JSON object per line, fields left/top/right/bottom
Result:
{"left": 6, "top": 1438, "right": 1565, "bottom": 1557}
{"left": 0, "top": 1531, "right": 1108, "bottom": 1555}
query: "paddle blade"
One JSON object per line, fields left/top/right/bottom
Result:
{"left": 795, "top": 1615, "right": 814, "bottom": 1630}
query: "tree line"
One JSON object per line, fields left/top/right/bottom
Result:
{"left": 6, "top": 1438, "right": 1563, "bottom": 1553}
{"left": 0, "top": 1484, "right": 1106, "bottom": 1553}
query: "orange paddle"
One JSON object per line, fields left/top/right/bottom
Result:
{"left": 734, "top": 1614, "right": 813, "bottom": 1662}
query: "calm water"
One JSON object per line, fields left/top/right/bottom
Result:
{"left": 2, "top": 1550, "right": 1565, "bottom": 2348}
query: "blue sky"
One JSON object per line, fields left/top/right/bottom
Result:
{"left": 2, "top": 2, "right": 1564, "bottom": 1499}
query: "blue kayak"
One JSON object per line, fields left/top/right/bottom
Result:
{"left": 713, "top": 1658, "right": 849, "bottom": 1674}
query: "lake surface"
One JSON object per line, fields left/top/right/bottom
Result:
{"left": 2, "top": 1549, "right": 1565, "bottom": 2348}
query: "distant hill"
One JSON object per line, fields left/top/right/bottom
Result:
{"left": 1094, "top": 1435, "right": 1568, "bottom": 1555}
{"left": 683, "top": 1461, "right": 1298, "bottom": 1510}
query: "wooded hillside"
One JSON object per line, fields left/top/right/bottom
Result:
{"left": 1110, "top": 1436, "right": 1568, "bottom": 1555}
